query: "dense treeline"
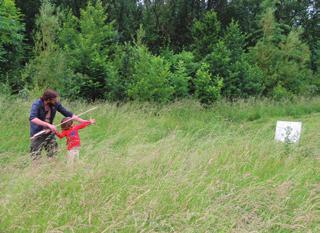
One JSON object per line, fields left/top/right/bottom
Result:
{"left": 1, "top": 0, "right": 319, "bottom": 103}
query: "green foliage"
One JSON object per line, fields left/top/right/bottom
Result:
{"left": 168, "top": 60, "right": 190, "bottom": 99}
{"left": 0, "top": 0, "right": 25, "bottom": 91}
{"left": 277, "top": 29, "right": 312, "bottom": 94}
{"left": 21, "top": 0, "right": 68, "bottom": 91}
{"left": 1, "top": 0, "right": 320, "bottom": 101}
{"left": 221, "top": 21, "right": 264, "bottom": 98}
{"left": 0, "top": 0, "right": 24, "bottom": 61}
{"left": 225, "top": 0, "right": 263, "bottom": 47}
{"left": 311, "top": 40, "right": 320, "bottom": 73}
{"left": 161, "top": 49, "right": 197, "bottom": 98}
{"left": 204, "top": 41, "right": 231, "bottom": 80}
{"left": 107, "top": 44, "right": 136, "bottom": 101}
{"left": 59, "top": 0, "right": 118, "bottom": 100}
{"left": 127, "top": 45, "right": 173, "bottom": 102}
{"left": 140, "top": 0, "right": 168, "bottom": 53}
{"left": 249, "top": 8, "right": 312, "bottom": 97}
{"left": 140, "top": 0, "right": 205, "bottom": 53}
{"left": 227, "top": 56, "right": 264, "bottom": 98}
{"left": 274, "top": 0, "right": 320, "bottom": 72}
{"left": 199, "top": 21, "right": 264, "bottom": 99}
{"left": 194, "top": 63, "right": 223, "bottom": 105}
{"left": 272, "top": 83, "right": 292, "bottom": 100}
{"left": 161, "top": 49, "right": 198, "bottom": 79}
{"left": 58, "top": 10, "right": 78, "bottom": 50}
{"left": 260, "top": 7, "right": 284, "bottom": 44}
{"left": 223, "top": 20, "right": 246, "bottom": 63}
{"left": 106, "top": 0, "right": 143, "bottom": 43}
{"left": 192, "top": 11, "right": 221, "bottom": 58}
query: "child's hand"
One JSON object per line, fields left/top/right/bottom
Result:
{"left": 89, "top": 118, "right": 96, "bottom": 124}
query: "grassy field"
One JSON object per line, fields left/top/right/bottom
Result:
{"left": 0, "top": 95, "right": 320, "bottom": 232}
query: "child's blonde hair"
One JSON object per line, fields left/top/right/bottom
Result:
{"left": 61, "top": 117, "right": 73, "bottom": 130}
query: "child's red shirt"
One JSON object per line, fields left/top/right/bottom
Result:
{"left": 55, "top": 121, "right": 91, "bottom": 150}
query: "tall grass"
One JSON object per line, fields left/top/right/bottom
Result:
{"left": 0, "top": 95, "right": 320, "bottom": 232}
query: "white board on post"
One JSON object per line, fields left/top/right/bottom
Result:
{"left": 275, "top": 121, "right": 302, "bottom": 143}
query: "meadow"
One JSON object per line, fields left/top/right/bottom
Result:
{"left": 0, "top": 95, "right": 320, "bottom": 232}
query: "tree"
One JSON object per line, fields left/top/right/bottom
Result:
{"left": 192, "top": 10, "right": 221, "bottom": 58}
{"left": 59, "top": 0, "right": 118, "bottom": 100}
{"left": 194, "top": 63, "right": 223, "bottom": 105}
{"left": 0, "top": 0, "right": 25, "bottom": 92}
{"left": 105, "top": 0, "right": 143, "bottom": 43}
{"left": 22, "top": 0, "right": 68, "bottom": 91}
{"left": 223, "top": 20, "right": 246, "bottom": 63}
{"left": 249, "top": 8, "right": 312, "bottom": 97}
{"left": 52, "top": 0, "right": 88, "bottom": 17}
{"left": 222, "top": 21, "right": 264, "bottom": 98}
{"left": 15, "top": 0, "right": 41, "bottom": 47}
{"left": 126, "top": 26, "right": 173, "bottom": 102}
{"left": 168, "top": 60, "right": 190, "bottom": 99}
{"left": 127, "top": 45, "right": 173, "bottom": 102}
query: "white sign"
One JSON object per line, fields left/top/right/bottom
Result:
{"left": 275, "top": 121, "right": 302, "bottom": 143}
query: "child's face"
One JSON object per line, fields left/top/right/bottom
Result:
{"left": 67, "top": 122, "right": 73, "bottom": 129}
{"left": 62, "top": 120, "right": 73, "bottom": 130}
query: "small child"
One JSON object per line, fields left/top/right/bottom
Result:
{"left": 55, "top": 117, "right": 95, "bottom": 165}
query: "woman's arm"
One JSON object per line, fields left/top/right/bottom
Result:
{"left": 31, "top": 118, "right": 57, "bottom": 132}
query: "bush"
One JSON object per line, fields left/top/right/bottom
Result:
{"left": 128, "top": 45, "right": 173, "bottom": 102}
{"left": 194, "top": 63, "right": 223, "bottom": 105}
{"left": 168, "top": 60, "right": 190, "bottom": 99}
{"left": 272, "top": 84, "right": 293, "bottom": 100}
{"left": 226, "top": 56, "right": 264, "bottom": 98}
{"left": 108, "top": 44, "right": 137, "bottom": 101}
{"left": 161, "top": 49, "right": 198, "bottom": 96}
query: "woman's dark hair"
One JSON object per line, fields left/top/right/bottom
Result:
{"left": 42, "top": 89, "right": 59, "bottom": 101}
{"left": 61, "top": 117, "right": 73, "bottom": 130}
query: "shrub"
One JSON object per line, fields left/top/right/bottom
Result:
{"left": 194, "top": 63, "right": 223, "bottom": 105}
{"left": 128, "top": 45, "right": 173, "bottom": 102}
